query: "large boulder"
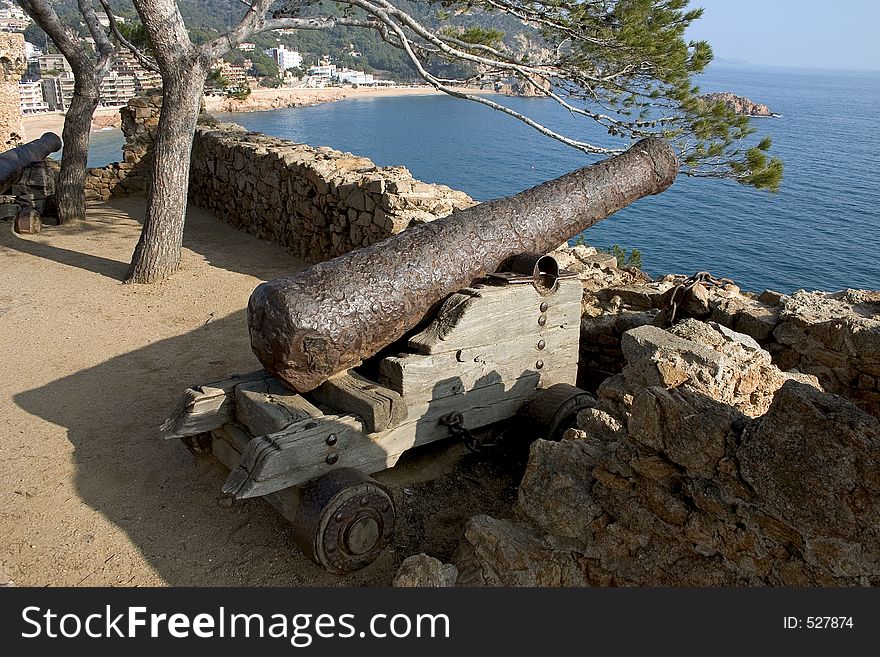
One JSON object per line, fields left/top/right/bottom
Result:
{"left": 393, "top": 553, "right": 458, "bottom": 587}
{"left": 454, "top": 322, "right": 880, "bottom": 586}
{"left": 739, "top": 381, "right": 880, "bottom": 580}
{"left": 772, "top": 290, "right": 880, "bottom": 415}
{"left": 620, "top": 320, "right": 819, "bottom": 417}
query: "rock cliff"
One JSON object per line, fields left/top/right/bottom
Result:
{"left": 700, "top": 91, "right": 776, "bottom": 117}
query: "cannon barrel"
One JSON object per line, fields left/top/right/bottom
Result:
{"left": 249, "top": 137, "right": 678, "bottom": 392}
{"left": 0, "top": 132, "right": 62, "bottom": 191}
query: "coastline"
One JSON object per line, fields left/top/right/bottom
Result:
{"left": 202, "top": 84, "right": 494, "bottom": 114}
{"left": 21, "top": 85, "right": 495, "bottom": 139}
{"left": 21, "top": 106, "right": 121, "bottom": 140}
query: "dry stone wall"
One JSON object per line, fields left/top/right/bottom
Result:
{"left": 84, "top": 93, "right": 475, "bottom": 262}
{"left": 0, "top": 33, "right": 26, "bottom": 150}
{"left": 83, "top": 90, "right": 161, "bottom": 200}
{"left": 552, "top": 245, "right": 880, "bottom": 419}
{"left": 188, "top": 122, "right": 475, "bottom": 261}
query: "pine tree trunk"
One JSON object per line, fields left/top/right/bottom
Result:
{"left": 125, "top": 61, "right": 206, "bottom": 284}
{"left": 56, "top": 90, "right": 98, "bottom": 224}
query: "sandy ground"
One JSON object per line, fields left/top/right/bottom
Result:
{"left": 0, "top": 198, "right": 520, "bottom": 586}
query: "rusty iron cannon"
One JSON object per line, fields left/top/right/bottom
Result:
{"left": 249, "top": 137, "right": 678, "bottom": 393}
{"left": 0, "top": 132, "right": 62, "bottom": 193}
{"left": 164, "top": 139, "right": 678, "bottom": 574}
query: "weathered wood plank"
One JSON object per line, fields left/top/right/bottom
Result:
{"left": 160, "top": 370, "right": 271, "bottom": 439}
{"left": 235, "top": 377, "right": 324, "bottom": 436}
{"left": 222, "top": 413, "right": 369, "bottom": 499}
{"left": 226, "top": 373, "right": 541, "bottom": 499}
{"left": 408, "top": 280, "right": 581, "bottom": 355}
{"left": 308, "top": 370, "right": 407, "bottom": 433}
{"left": 212, "top": 425, "right": 301, "bottom": 523}
{"left": 380, "top": 331, "right": 578, "bottom": 406}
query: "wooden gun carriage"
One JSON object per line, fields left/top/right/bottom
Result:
{"left": 163, "top": 139, "right": 678, "bottom": 573}
{"left": 162, "top": 254, "right": 595, "bottom": 573}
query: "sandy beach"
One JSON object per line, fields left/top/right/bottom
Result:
{"left": 21, "top": 106, "right": 121, "bottom": 140}
{"left": 21, "top": 85, "right": 494, "bottom": 140}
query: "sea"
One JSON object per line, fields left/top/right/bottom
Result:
{"left": 84, "top": 65, "right": 880, "bottom": 293}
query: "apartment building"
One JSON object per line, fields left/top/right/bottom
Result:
{"left": 267, "top": 45, "right": 303, "bottom": 72}
{"left": 19, "top": 80, "right": 48, "bottom": 113}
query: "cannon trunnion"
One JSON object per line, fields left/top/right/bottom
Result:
{"left": 163, "top": 255, "right": 595, "bottom": 574}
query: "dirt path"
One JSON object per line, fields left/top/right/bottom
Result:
{"left": 0, "top": 199, "right": 519, "bottom": 586}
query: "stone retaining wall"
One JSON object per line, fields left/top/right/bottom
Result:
{"left": 84, "top": 90, "right": 161, "bottom": 200}
{"left": 554, "top": 244, "right": 880, "bottom": 419}
{"left": 0, "top": 33, "right": 26, "bottom": 149}
{"left": 188, "top": 122, "right": 475, "bottom": 261}
{"left": 83, "top": 92, "right": 475, "bottom": 262}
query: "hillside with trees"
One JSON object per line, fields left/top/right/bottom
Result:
{"left": 30, "top": 0, "right": 540, "bottom": 81}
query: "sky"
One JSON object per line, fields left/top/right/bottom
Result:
{"left": 685, "top": 0, "right": 880, "bottom": 71}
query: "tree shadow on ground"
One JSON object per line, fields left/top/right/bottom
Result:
{"left": 13, "top": 312, "right": 524, "bottom": 586}
{"left": 9, "top": 196, "right": 523, "bottom": 584}
{"left": 2, "top": 237, "right": 129, "bottom": 280}
{"left": 1, "top": 196, "right": 310, "bottom": 283}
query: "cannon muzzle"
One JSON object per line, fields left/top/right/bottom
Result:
{"left": 249, "top": 137, "right": 678, "bottom": 391}
{"left": 0, "top": 132, "right": 62, "bottom": 192}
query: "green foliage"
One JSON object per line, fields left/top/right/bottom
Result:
{"left": 206, "top": 68, "right": 229, "bottom": 91}
{"left": 445, "top": 0, "right": 782, "bottom": 191}
{"left": 247, "top": 51, "right": 279, "bottom": 79}
{"left": 570, "top": 235, "right": 644, "bottom": 269}
{"left": 116, "top": 21, "right": 150, "bottom": 49}
{"left": 440, "top": 26, "right": 505, "bottom": 47}
{"left": 607, "top": 245, "right": 643, "bottom": 269}
{"left": 227, "top": 85, "right": 252, "bottom": 100}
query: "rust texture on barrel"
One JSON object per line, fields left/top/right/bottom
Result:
{"left": 248, "top": 138, "right": 678, "bottom": 392}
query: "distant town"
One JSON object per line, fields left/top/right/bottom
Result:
{"left": 1, "top": 0, "right": 395, "bottom": 117}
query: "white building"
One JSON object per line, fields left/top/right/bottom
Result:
{"left": 19, "top": 81, "right": 48, "bottom": 113}
{"left": 266, "top": 45, "right": 303, "bottom": 72}
{"left": 94, "top": 12, "right": 125, "bottom": 28}
{"left": 335, "top": 68, "right": 374, "bottom": 85}
{"left": 0, "top": 1, "right": 28, "bottom": 20}
{"left": 308, "top": 63, "right": 336, "bottom": 78}
{"left": 99, "top": 70, "right": 138, "bottom": 106}
{"left": 24, "top": 40, "right": 41, "bottom": 61}
{"left": 0, "top": 2, "right": 28, "bottom": 32}
{"left": 238, "top": 42, "right": 256, "bottom": 52}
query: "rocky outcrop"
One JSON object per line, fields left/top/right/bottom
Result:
{"left": 204, "top": 88, "right": 348, "bottom": 113}
{"left": 565, "top": 254, "right": 880, "bottom": 419}
{"left": 91, "top": 111, "right": 122, "bottom": 131}
{"left": 188, "top": 122, "right": 475, "bottom": 261}
{"left": 771, "top": 290, "right": 880, "bottom": 416}
{"left": 495, "top": 76, "right": 551, "bottom": 97}
{"left": 700, "top": 92, "right": 776, "bottom": 117}
{"left": 455, "top": 321, "right": 880, "bottom": 586}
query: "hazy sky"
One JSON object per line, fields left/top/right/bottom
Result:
{"left": 686, "top": 0, "right": 880, "bottom": 71}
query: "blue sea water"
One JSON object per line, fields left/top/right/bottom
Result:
{"left": 86, "top": 65, "right": 880, "bottom": 292}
